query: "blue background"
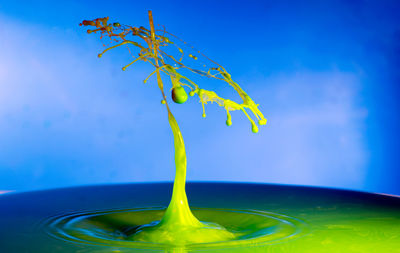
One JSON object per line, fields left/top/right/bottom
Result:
{"left": 0, "top": 0, "right": 399, "bottom": 195}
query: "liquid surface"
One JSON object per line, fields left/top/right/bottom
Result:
{"left": 1, "top": 183, "right": 400, "bottom": 252}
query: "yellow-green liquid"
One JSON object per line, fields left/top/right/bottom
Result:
{"left": 79, "top": 11, "right": 268, "bottom": 246}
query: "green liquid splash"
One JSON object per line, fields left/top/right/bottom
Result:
{"left": 80, "top": 10, "right": 266, "bottom": 245}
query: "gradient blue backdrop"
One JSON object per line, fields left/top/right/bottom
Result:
{"left": 0, "top": 0, "right": 399, "bottom": 195}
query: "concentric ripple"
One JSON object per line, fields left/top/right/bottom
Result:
{"left": 45, "top": 207, "right": 307, "bottom": 250}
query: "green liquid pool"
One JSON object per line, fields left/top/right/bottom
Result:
{"left": 1, "top": 183, "right": 399, "bottom": 252}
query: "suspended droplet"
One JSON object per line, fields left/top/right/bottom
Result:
{"left": 171, "top": 86, "right": 188, "bottom": 104}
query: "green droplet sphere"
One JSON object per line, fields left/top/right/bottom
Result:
{"left": 171, "top": 86, "right": 188, "bottom": 104}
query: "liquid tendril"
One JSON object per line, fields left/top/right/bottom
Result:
{"left": 80, "top": 13, "right": 267, "bottom": 131}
